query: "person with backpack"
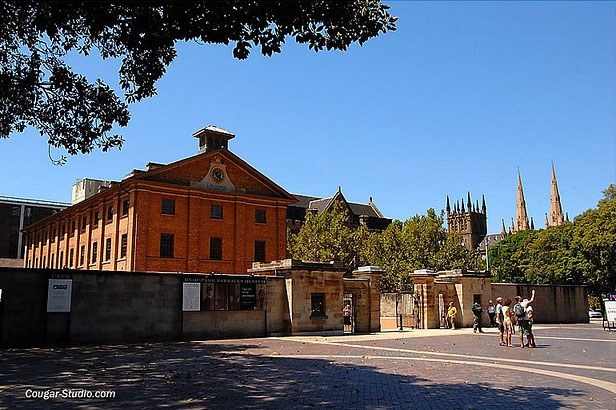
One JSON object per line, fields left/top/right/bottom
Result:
{"left": 514, "top": 290, "right": 536, "bottom": 348}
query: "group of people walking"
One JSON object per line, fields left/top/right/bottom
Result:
{"left": 445, "top": 290, "right": 537, "bottom": 348}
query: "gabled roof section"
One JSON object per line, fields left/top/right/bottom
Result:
{"left": 289, "top": 194, "right": 320, "bottom": 209}
{"left": 291, "top": 190, "right": 385, "bottom": 219}
{"left": 128, "top": 148, "right": 295, "bottom": 201}
{"left": 308, "top": 188, "right": 354, "bottom": 216}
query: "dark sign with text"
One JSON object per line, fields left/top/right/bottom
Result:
{"left": 240, "top": 284, "right": 256, "bottom": 310}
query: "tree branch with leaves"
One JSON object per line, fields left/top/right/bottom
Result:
{"left": 0, "top": 1, "right": 397, "bottom": 158}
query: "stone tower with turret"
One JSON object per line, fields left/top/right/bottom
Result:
{"left": 446, "top": 192, "right": 487, "bottom": 251}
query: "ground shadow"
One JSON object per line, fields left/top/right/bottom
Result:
{"left": 0, "top": 341, "right": 603, "bottom": 409}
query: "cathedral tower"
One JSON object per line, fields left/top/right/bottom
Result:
{"left": 548, "top": 162, "right": 565, "bottom": 227}
{"left": 516, "top": 169, "right": 530, "bottom": 232}
{"left": 446, "top": 192, "right": 487, "bottom": 251}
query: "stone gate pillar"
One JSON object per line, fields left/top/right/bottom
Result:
{"left": 411, "top": 270, "right": 439, "bottom": 329}
{"left": 351, "top": 266, "right": 383, "bottom": 332}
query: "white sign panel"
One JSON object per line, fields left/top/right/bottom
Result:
{"left": 47, "top": 279, "right": 72, "bottom": 312}
{"left": 604, "top": 301, "right": 616, "bottom": 322}
{"left": 183, "top": 282, "right": 201, "bottom": 312}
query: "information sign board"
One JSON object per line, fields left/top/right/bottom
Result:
{"left": 604, "top": 301, "right": 616, "bottom": 322}
{"left": 47, "top": 279, "right": 72, "bottom": 312}
{"left": 183, "top": 282, "right": 201, "bottom": 311}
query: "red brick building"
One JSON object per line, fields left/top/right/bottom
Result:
{"left": 24, "top": 126, "right": 295, "bottom": 274}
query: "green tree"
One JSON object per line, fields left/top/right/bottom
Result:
{"left": 361, "top": 220, "right": 413, "bottom": 293}
{"left": 402, "top": 209, "right": 446, "bottom": 270}
{"left": 362, "top": 209, "right": 484, "bottom": 292}
{"left": 488, "top": 185, "right": 616, "bottom": 296}
{"left": 572, "top": 184, "right": 616, "bottom": 295}
{"left": 436, "top": 231, "right": 485, "bottom": 272}
{"left": 0, "top": 1, "right": 397, "bottom": 158}
{"left": 488, "top": 230, "right": 537, "bottom": 283}
{"left": 525, "top": 223, "right": 587, "bottom": 286}
{"left": 287, "top": 201, "right": 369, "bottom": 267}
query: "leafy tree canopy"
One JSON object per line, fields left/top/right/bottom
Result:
{"left": 287, "top": 200, "right": 369, "bottom": 267}
{"left": 572, "top": 184, "right": 616, "bottom": 295}
{"left": 488, "top": 184, "right": 616, "bottom": 295}
{"left": 362, "top": 209, "right": 484, "bottom": 293}
{"left": 0, "top": 1, "right": 397, "bottom": 158}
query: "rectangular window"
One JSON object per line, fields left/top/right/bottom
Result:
{"left": 254, "top": 241, "right": 266, "bottom": 263}
{"left": 81, "top": 215, "right": 87, "bottom": 230}
{"left": 59, "top": 251, "right": 64, "bottom": 267}
{"left": 160, "top": 234, "right": 174, "bottom": 258}
{"left": 122, "top": 199, "right": 130, "bottom": 216}
{"left": 310, "top": 293, "right": 326, "bottom": 318}
{"left": 161, "top": 199, "right": 176, "bottom": 215}
{"left": 61, "top": 224, "right": 66, "bottom": 236}
{"left": 91, "top": 242, "right": 98, "bottom": 264}
{"left": 106, "top": 205, "right": 114, "bottom": 222}
{"left": 69, "top": 249, "right": 74, "bottom": 268}
{"left": 120, "top": 234, "right": 127, "bottom": 258}
{"left": 93, "top": 211, "right": 99, "bottom": 227}
{"left": 70, "top": 220, "right": 76, "bottom": 235}
{"left": 255, "top": 209, "right": 266, "bottom": 224}
{"left": 209, "top": 237, "right": 222, "bottom": 260}
{"left": 51, "top": 228, "right": 56, "bottom": 242}
{"left": 105, "top": 238, "right": 112, "bottom": 261}
{"left": 50, "top": 254, "right": 55, "bottom": 269}
{"left": 79, "top": 245, "right": 85, "bottom": 266}
{"left": 42, "top": 256, "right": 46, "bottom": 268}
{"left": 210, "top": 204, "right": 223, "bottom": 220}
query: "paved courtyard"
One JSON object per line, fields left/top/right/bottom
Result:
{"left": 0, "top": 322, "right": 614, "bottom": 409}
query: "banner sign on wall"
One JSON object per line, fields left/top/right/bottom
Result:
{"left": 47, "top": 279, "right": 72, "bottom": 312}
{"left": 183, "top": 275, "right": 266, "bottom": 285}
{"left": 182, "top": 282, "right": 201, "bottom": 312}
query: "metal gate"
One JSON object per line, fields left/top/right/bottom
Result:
{"left": 438, "top": 293, "right": 447, "bottom": 328}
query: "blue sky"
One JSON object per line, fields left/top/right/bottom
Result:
{"left": 1, "top": 1, "right": 614, "bottom": 232}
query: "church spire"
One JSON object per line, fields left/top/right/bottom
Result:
{"left": 501, "top": 219, "right": 506, "bottom": 236}
{"left": 446, "top": 195, "right": 451, "bottom": 215}
{"left": 516, "top": 169, "right": 530, "bottom": 231}
{"left": 549, "top": 162, "right": 564, "bottom": 227}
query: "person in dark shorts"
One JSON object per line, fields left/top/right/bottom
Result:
{"left": 471, "top": 302, "right": 484, "bottom": 333}
{"left": 343, "top": 304, "right": 352, "bottom": 332}
{"left": 516, "top": 290, "right": 536, "bottom": 347}
{"left": 487, "top": 300, "right": 496, "bottom": 327}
